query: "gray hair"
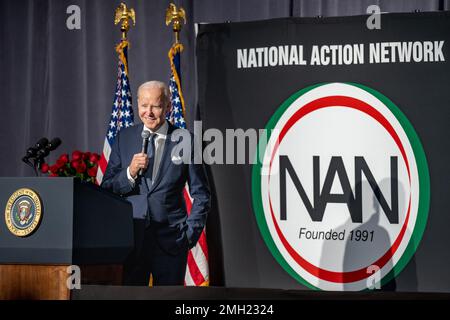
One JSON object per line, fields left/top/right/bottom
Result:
{"left": 137, "top": 81, "right": 170, "bottom": 105}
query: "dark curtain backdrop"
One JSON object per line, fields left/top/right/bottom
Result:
{"left": 1, "top": 0, "right": 449, "bottom": 286}
{"left": 1, "top": 0, "right": 448, "bottom": 177}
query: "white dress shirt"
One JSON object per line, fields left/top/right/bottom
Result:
{"left": 127, "top": 121, "right": 168, "bottom": 186}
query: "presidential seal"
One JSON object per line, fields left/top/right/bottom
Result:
{"left": 4, "top": 188, "right": 42, "bottom": 237}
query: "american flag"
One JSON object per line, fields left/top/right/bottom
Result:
{"left": 97, "top": 41, "right": 134, "bottom": 185}
{"left": 167, "top": 43, "right": 210, "bottom": 286}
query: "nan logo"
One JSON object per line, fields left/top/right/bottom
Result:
{"left": 252, "top": 83, "right": 430, "bottom": 291}
{"left": 4, "top": 188, "right": 43, "bottom": 237}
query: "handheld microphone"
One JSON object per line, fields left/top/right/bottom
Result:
{"left": 139, "top": 131, "right": 151, "bottom": 176}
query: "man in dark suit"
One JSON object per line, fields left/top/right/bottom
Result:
{"left": 101, "top": 80, "right": 210, "bottom": 286}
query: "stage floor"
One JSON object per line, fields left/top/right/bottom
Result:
{"left": 71, "top": 285, "right": 450, "bottom": 300}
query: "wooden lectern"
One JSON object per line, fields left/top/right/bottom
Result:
{"left": 0, "top": 177, "right": 133, "bottom": 300}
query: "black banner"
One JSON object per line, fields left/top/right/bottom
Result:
{"left": 197, "top": 12, "right": 450, "bottom": 291}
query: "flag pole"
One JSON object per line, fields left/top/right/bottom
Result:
{"left": 165, "top": 3, "right": 186, "bottom": 45}
{"left": 165, "top": 3, "right": 187, "bottom": 118}
{"left": 114, "top": 2, "right": 136, "bottom": 41}
{"left": 114, "top": 3, "right": 136, "bottom": 76}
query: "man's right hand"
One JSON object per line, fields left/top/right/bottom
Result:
{"left": 129, "top": 153, "right": 149, "bottom": 178}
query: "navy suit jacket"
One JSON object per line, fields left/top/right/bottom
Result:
{"left": 101, "top": 122, "right": 210, "bottom": 251}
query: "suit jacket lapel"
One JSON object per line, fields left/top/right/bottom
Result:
{"left": 148, "top": 122, "right": 176, "bottom": 193}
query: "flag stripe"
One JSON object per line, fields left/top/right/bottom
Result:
{"left": 184, "top": 264, "right": 195, "bottom": 286}
{"left": 102, "top": 137, "right": 112, "bottom": 160}
{"left": 98, "top": 155, "right": 108, "bottom": 173}
{"left": 187, "top": 250, "right": 206, "bottom": 286}
{"left": 184, "top": 185, "right": 209, "bottom": 261}
{"left": 95, "top": 168, "right": 103, "bottom": 184}
{"left": 196, "top": 228, "right": 209, "bottom": 261}
{"left": 190, "top": 236, "right": 209, "bottom": 276}
{"left": 183, "top": 188, "right": 193, "bottom": 213}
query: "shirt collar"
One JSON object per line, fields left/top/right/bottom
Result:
{"left": 143, "top": 120, "right": 168, "bottom": 138}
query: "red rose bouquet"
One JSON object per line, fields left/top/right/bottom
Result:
{"left": 41, "top": 150, "right": 100, "bottom": 184}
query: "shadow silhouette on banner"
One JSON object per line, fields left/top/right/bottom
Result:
{"left": 318, "top": 178, "right": 418, "bottom": 291}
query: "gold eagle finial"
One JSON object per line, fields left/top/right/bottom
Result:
{"left": 165, "top": 3, "right": 186, "bottom": 44}
{"left": 114, "top": 2, "right": 136, "bottom": 40}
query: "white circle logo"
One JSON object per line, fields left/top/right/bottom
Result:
{"left": 252, "top": 83, "right": 430, "bottom": 291}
